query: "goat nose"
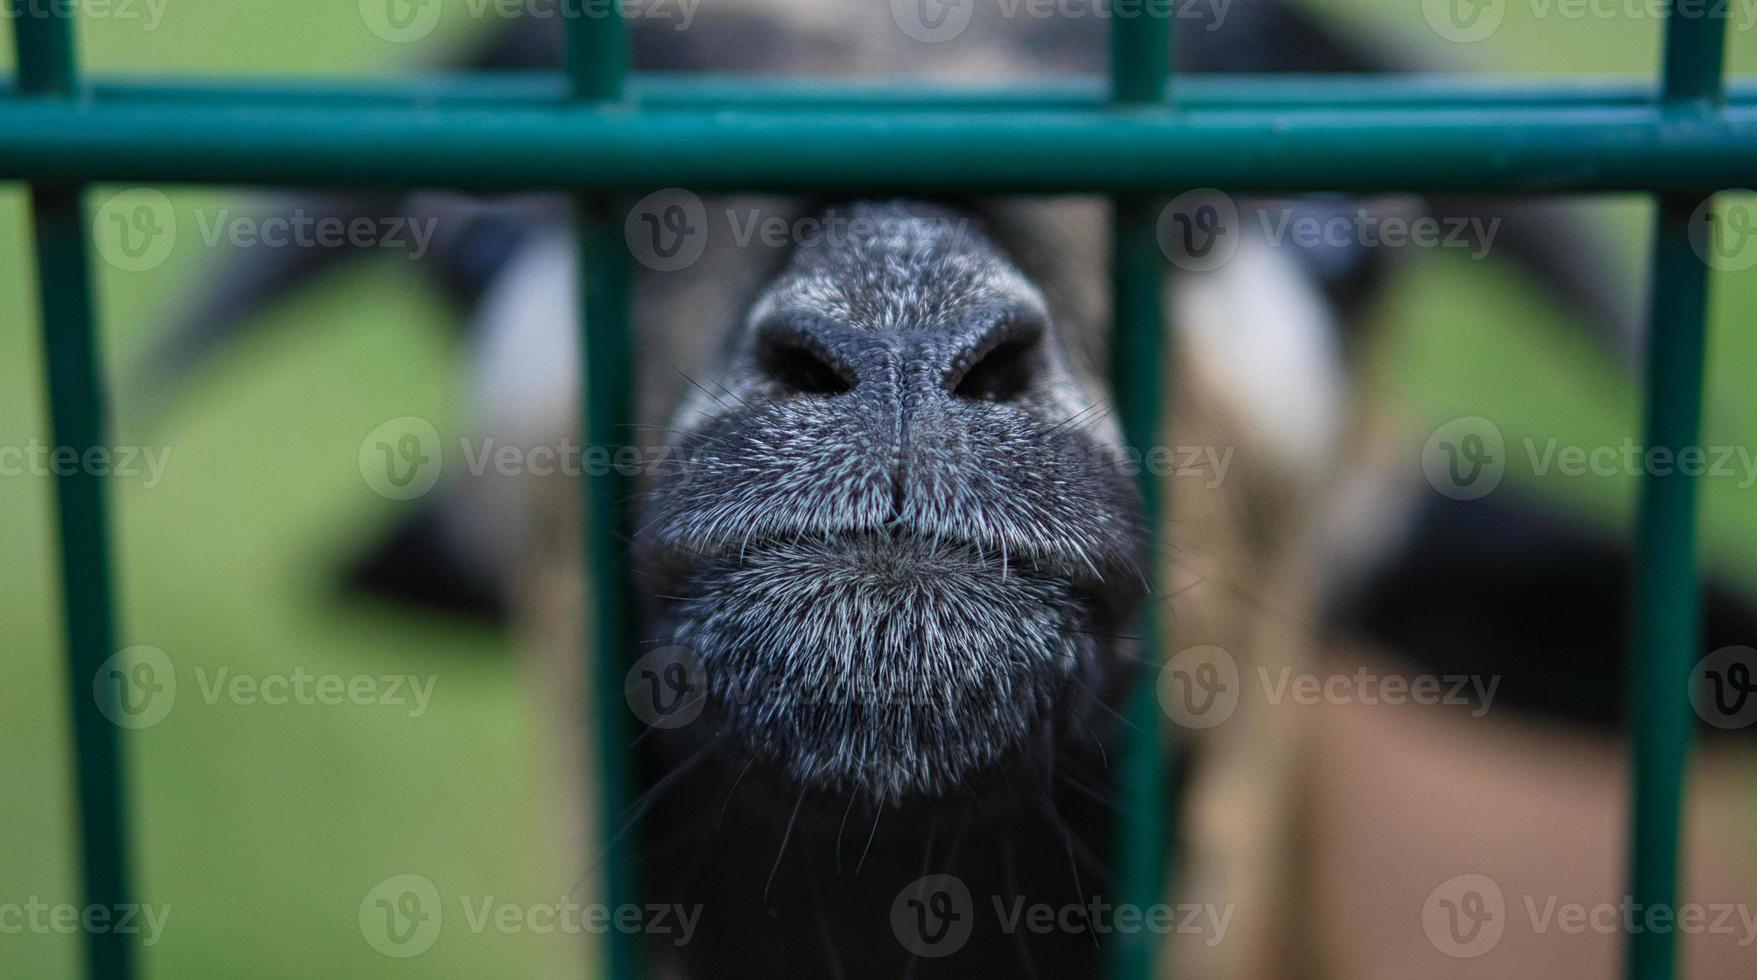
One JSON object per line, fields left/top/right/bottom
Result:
{"left": 754, "top": 309, "right": 1048, "bottom": 405}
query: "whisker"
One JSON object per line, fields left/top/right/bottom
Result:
{"left": 570, "top": 728, "right": 724, "bottom": 900}
{"left": 667, "top": 360, "right": 737, "bottom": 412}
{"left": 718, "top": 755, "right": 756, "bottom": 831}
{"left": 855, "top": 793, "right": 886, "bottom": 876}
{"left": 810, "top": 870, "right": 848, "bottom": 980}
{"left": 763, "top": 784, "right": 809, "bottom": 906}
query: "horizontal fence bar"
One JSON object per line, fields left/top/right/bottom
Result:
{"left": 0, "top": 95, "right": 1753, "bottom": 193}
{"left": 6, "top": 73, "right": 1757, "bottom": 111}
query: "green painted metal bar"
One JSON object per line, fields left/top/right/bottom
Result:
{"left": 1625, "top": 6, "right": 1726, "bottom": 978}
{"left": 0, "top": 98, "right": 1752, "bottom": 194}
{"left": 565, "top": 7, "right": 642, "bottom": 980}
{"left": 7, "top": 72, "right": 1757, "bottom": 111}
{"left": 1109, "top": 8, "right": 1172, "bottom": 980}
{"left": 13, "top": 8, "right": 138, "bottom": 980}
{"left": 1661, "top": 1, "right": 1727, "bottom": 106}
{"left": 577, "top": 201, "right": 641, "bottom": 980}
{"left": 1110, "top": 9, "right": 1172, "bottom": 104}
{"left": 566, "top": 5, "right": 628, "bottom": 102}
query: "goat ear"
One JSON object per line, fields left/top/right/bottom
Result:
{"left": 341, "top": 494, "right": 509, "bottom": 626}
{"left": 1328, "top": 486, "right": 1757, "bottom": 735}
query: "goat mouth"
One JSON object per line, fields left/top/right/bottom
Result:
{"left": 648, "top": 525, "right": 1125, "bottom": 611}
{"left": 651, "top": 532, "right": 1108, "bottom": 800}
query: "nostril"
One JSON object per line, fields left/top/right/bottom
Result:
{"left": 760, "top": 341, "right": 853, "bottom": 397}
{"left": 951, "top": 336, "right": 1039, "bottom": 403}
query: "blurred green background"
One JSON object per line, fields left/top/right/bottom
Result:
{"left": 2, "top": 1, "right": 1755, "bottom": 977}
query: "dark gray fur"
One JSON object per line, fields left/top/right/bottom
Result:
{"left": 638, "top": 201, "right": 1146, "bottom": 801}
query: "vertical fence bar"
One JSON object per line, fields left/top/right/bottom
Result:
{"left": 1108, "top": 8, "right": 1172, "bottom": 980}
{"left": 13, "top": 8, "right": 137, "bottom": 980}
{"left": 1626, "top": 4, "right": 1726, "bottom": 979}
{"left": 565, "top": 6, "right": 641, "bottom": 980}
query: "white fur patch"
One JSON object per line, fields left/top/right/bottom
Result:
{"left": 1175, "top": 237, "right": 1346, "bottom": 480}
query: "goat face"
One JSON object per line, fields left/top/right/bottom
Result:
{"left": 635, "top": 200, "right": 1148, "bottom": 804}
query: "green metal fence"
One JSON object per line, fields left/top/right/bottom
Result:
{"left": 5, "top": 4, "right": 1748, "bottom": 979}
